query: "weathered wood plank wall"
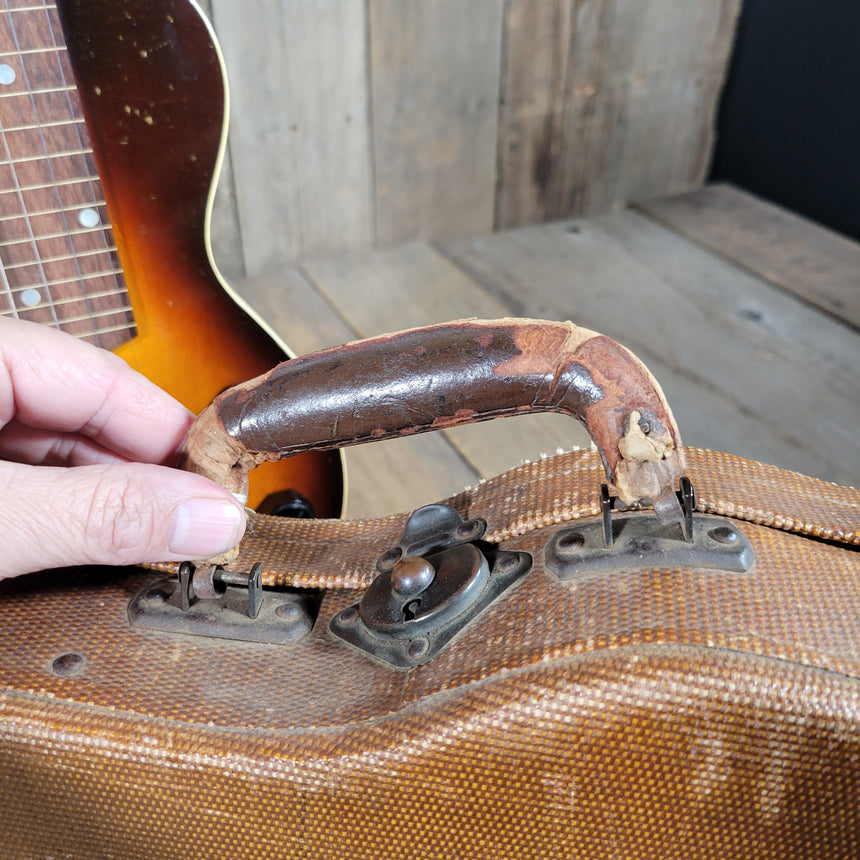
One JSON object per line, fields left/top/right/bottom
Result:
{"left": 203, "top": 0, "right": 742, "bottom": 279}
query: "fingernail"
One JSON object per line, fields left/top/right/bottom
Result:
{"left": 168, "top": 498, "right": 245, "bottom": 558}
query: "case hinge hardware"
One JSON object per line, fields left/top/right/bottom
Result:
{"left": 547, "top": 479, "right": 754, "bottom": 582}
{"left": 329, "top": 504, "right": 532, "bottom": 668}
{"left": 127, "top": 561, "right": 315, "bottom": 645}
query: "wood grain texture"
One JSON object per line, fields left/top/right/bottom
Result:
{"left": 638, "top": 183, "right": 860, "bottom": 329}
{"left": 209, "top": 0, "right": 373, "bottom": 272}
{"left": 440, "top": 212, "right": 860, "bottom": 487}
{"left": 367, "top": 0, "right": 504, "bottom": 245}
{"left": 495, "top": 0, "right": 742, "bottom": 229}
{"left": 232, "top": 181, "right": 860, "bottom": 513}
{"left": 203, "top": 0, "right": 742, "bottom": 270}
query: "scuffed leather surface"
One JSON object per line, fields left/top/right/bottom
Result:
{"left": 183, "top": 319, "right": 683, "bottom": 505}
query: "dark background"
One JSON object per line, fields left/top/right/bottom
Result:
{"left": 710, "top": 0, "right": 860, "bottom": 240}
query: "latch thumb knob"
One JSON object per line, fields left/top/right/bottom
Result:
{"left": 390, "top": 557, "right": 435, "bottom": 598}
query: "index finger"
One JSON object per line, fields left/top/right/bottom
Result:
{"left": 0, "top": 318, "right": 194, "bottom": 465}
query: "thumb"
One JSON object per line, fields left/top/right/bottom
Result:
{"left": 0, "top": 461, "right": 246, "bottom": 578}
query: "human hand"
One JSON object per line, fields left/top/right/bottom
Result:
{"left": 0, "top": 318, "right": 246, "bottom": 577}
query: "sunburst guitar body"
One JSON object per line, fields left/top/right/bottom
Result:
{"left": 0, "top": 0, "right": 343, "bottom": 517}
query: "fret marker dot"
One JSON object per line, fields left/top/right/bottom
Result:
{"left": 21, "top": 289, "right": 41, "bottom": 308}
{"left": 78, "top": 208, "right": 100, "bottom": 228}
{"left": 0, "top": 65, "right": 15, "bottom": 86}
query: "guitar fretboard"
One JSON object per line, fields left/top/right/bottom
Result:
{"left": 0, "top": 0, "right": 134, "bottom": 349}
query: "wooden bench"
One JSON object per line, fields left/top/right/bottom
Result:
{"left": 233, "top": 183, "right": 860, "bottom": 519}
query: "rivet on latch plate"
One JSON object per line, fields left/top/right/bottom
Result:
{"left": 329, "top": 504, "right": 532, "bottom": 669}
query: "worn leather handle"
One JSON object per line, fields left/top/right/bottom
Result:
{"left": 181, "top": 318, "right": 685, "bottom": 508}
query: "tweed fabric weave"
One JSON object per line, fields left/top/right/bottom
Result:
{"left": 1, "top": 448, "right": 857, "bottom": 858}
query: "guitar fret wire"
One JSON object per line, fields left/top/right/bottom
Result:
{"left": 6, "top": 267, "right": 123, "bottom": 292}
{"left": 44, "top": 0, "right": 110, "bottom": 345}
{"left": 0, "top": 46, "right": 63, "bottom": 58}
{"left": 0, "top": 84, "right": 75, "bottom": 97}
{"left": 0, "top": 6, "right": 58, "bottom": 14}
{"left": 0, "top": 288, "right": 129, "bottom": 316}
{"left": 1, "top": 147, "right": 94, "bottom": 165}
{"left": 54, "top": 305, "right": 134, "bottom": 326}
{"left": 0, "top": 200, "right": 107, "bottom": 222}
{"left": 0, "top": 242, "right": 15, "bottom": 319}
{"left": 74, "top": 320, "right": 136, "bottom": 340}
{"left": 8, "top": 309, "right": 137, "bottom": 340}
{"left": 15, "top": 285, "right": 127, "bottom": 304}
{"left": 2, "top": 305, "right": 134, "bottom": 326}
{"left": 2, "top": 245, "right": 117, "bottom": 271}
{"left": 0, "top": 18, "right": 15, "bottom": 319}
{"left": 1, "top": 297, "right": 128, "bottom": 322}
{"left": 0, "top": 224, "right": 113, "bottom": 247}
{"left": 1, "top": 117, "right": 87, "bottom": 133}
{"left": 0, "top": 0, "right": 56, "bottom": 327}
{"left": 0, "top": 220, "right": 111, "bottom": 244}
{"left": 0, "top": 175, "right": 101, "bottom": 194}
{"left": 1, "top": 0, "right": 130, "bottom": 349}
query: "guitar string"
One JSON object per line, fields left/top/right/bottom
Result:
{"left": 0, "top": 83, "right": 74, "bottom": 98}
{"left": 0, "top": 0, "right": 23, "bottom": 319}
{"left": 5, "top": 269, "right": 125, "bottom": 294}
{"left": 0, "top": 5, "right": 120, "bottom": 329}
{"left": 2, "top": 244, "right": 118, "bottom": 271}
{"left": 47, "top": 1, "right": 130, "bottom": 347}
{"left": 80, "top": 320, "right": 138, "bottom": 341}
{"left": 0, "top": 290, "right": 132, "bottom": 324}
{"left": 0, "top": 198, "right": 108, "bottom": 221}
{"left": 0, "top": 209, "right": 13, "bottom": 318}
{"left": 5, "top": 2, "right": 109, "bottom": 343}
{"left": 0, "top": 146, "right": 95, "bottom": 164}
{"left": 0, "top": 223, "right": 117, "bottom": 246}
{"left": 0, "top": 174, "right": 101, "bottom": 193}
{"left": 0, "top": 250, "right": 123, "bottom": 288}
{"left": 0, "top": 12, "right": 84, "bottom": 319}
{"left": 1, "top": 7, "right": 115, "bottom": 337}
{"left": 3, "top": 116, "right": 85, "bottom": 132}
{"left": 0, "top": 0, "right": 60, "bottom": 328}
{"left": 0, "top": 8, "right": 17, "bottom": 319}
{"left": 21, "top": 303, "right": 136, "bottom": 328}
{"left": 0, "top": 6, "right": 58, "bottom": 17}
{"left": 0, "top": 45, "right": 62, "bottom": 58}
{"left": 0, "top": 226, "right": 127, "bottom": 298}
{"left": 0, "top": 2, "right": 14, "bottom": 313}
{"left": 0, "top": 287, "right": 132, "bottom": 317}
{"left": 0, "top": 3, "right": 132, "bottom": 345}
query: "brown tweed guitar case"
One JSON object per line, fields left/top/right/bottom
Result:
{"left": 1, "top": 319, "right": 858, "bottom": 859}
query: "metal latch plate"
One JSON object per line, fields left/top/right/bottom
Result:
{"left": 545, "top": 513, "right": 754, "bottom": 582}
{"left": 329, "top": 548, "right": 531, "bottom": 669}
{"left": 128, "top": 579, "right": 314, "bottom": 645}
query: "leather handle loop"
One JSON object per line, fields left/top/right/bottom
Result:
{"left": 180, "top": 318, "right": 685, "bottom": 508}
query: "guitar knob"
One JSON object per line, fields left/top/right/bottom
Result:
{"left": 262, "top": 489, "right": 315, "bottom": 518}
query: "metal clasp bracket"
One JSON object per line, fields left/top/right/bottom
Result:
{"left": 547, "top": 479, "right": 754, "bottom": 582}
{"left": 127, "top": 562, "right": 315, "bottom": 645}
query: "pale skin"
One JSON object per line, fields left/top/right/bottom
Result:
{"left": 0, "top": 318, "right": 246, "bottom": 578}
